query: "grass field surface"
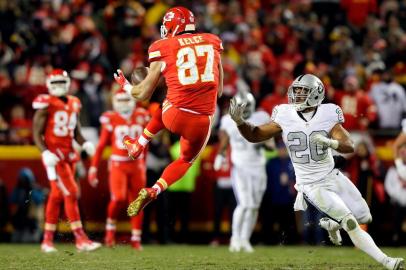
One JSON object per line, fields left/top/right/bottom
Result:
{"left": 0, "top": 244, "right": 404, "bottom": 270}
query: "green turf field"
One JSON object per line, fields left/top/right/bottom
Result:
{"left": 0, "top": 244, "right": 404, "bottom": 269}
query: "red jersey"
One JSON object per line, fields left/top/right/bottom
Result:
{"left": 91, "top": 108, "right": 150, "bottom": 167}
{"left": 32, "top": 94, "right": 81, "bottom": 158}
{"left": 148, "top": 33, "right": 223, "bottom": 115}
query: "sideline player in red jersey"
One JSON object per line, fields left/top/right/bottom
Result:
{"left": 114, "top": 6, "right": 223, "bottom": 216}
{"left": 88, "top": 89, "right": 150, "bottom": 250}
{"left": 32, "top": 69, "right": 101, "bottom": 252}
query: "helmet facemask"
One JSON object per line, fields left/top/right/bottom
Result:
{"left": 47, "top": 79, "right": 70, "bottom": 97}
{"left": 288, "top": 74, "right": 325, "bottom": 111}
{"left": 113, "top": 92, "right": 135, "bottom": 115}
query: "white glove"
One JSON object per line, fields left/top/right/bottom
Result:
{"left": 42, "top": 150, "right": 60, "bottom": 167}
{"left": 82, "top": 141, "right": 95, "bottom": 156}
{"left": 213, "top": 154, "right": 225, "bottom": 171}
{"left": 395, "top": 158, "right": 406, "bottom": 180}
{"left": 229, "top": 97, "right": 246, "bottom": 126}
{"left": 311, "top": 134, "right": 339, "bottom": 150}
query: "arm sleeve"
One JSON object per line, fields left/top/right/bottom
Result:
{"left": 90, "top": 126, "right": 110, "bottom": 168}
{"left": 335, "top": 105, "right": 345, "bottom": 124}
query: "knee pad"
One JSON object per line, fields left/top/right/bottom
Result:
{"left": 341, "top": 214, "right": 359, "bottom": 232}
{"left": 358, "top": 212, "right": 373, "bottom": 225}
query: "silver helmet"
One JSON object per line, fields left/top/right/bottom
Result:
{"left": 288, "top": 74, "right": 325, "bottom": 111}
{"left": 234, "top": 91, "right": 256, "bottom": 119}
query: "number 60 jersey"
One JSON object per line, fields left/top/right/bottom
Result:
{"left": 271, "top": 103, "right": 345, "bottom": 185}
{"left": 148, "top": 33, "right": 223, "bottom": 115}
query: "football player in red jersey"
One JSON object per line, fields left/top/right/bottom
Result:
{"left": 88, "top": 89, "right": 150, "bottom": 250}
{"left": 33, "top": 69, "right": 101, "bottom": 253}
{"left": 114, "top": 6, "right": 223, "bottom": 216}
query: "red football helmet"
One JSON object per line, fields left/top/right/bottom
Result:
{"left": 113, "top": 89, "right": 135, "bottom": 114}
{"left": 160, "top": 6, "right": 195, "bottom": 38}
{"left": 46, "top": 69, "right": 71, "bottom": 97}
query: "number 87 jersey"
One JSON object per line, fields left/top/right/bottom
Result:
{"left": 271, "top": 103, "right": 345, "bottom": 185}
{"left": 148, "top": 32, "right": 223, "bottom": 115}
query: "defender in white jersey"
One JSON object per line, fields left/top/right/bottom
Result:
{"left": 214, "top": 92, "right": 269, "bottom": 253}
{"left": 229, "top": 74, "right": 404, "bottom": 270}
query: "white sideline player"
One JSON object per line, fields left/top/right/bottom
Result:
{"left": 229, "top": 74, "right": 404, "bottom": 270}
{"left": 214, "top": 92, "right": 269, "bottom": 253}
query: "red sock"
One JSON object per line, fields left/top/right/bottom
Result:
{"left": 130, "top": 212, "right": 144, "bottom": 232}
{"left": 72, "top": 227, "right": 86, "bottom": 239}
{"left": 43, "top": 229, "right": 55, "bottom": 243}
{"left": 159, "top": 159, "right": 193, "bottom": 188}
{"left": 139, "top": 107, "right": 164, "bottom": 146}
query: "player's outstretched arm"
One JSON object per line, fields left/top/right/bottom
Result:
{"left": 33, "top": 109, "right": 48, "bottom": 152}
{"left": 229, "top": 97, "right": 282, "bottom": 143}
{"left": 329, "top": 123, "right": 355, "bottom": 153}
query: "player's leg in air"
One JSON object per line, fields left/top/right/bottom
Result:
{"left": 57, "top": 162, "right": 101, "bottom": 252}
{"left": 104, "top": 162, "right": 128, "bottom": 247}
{"left": 127, "top": 106, "right": 213, "bottom": 216}
{"left": 123, "top": 106, "right": 164, "bottom": 159}
{"left": 127, "top": 164, "right": 147, "bottom": 250}
{"left": 305, "top": 170, "right": 404, "bottom": 270}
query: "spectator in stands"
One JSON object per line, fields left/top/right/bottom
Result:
{"left": 370, "top": 69, "right": 406, "bottom": 129}
{"left": 385, "top": 143, "right": 406, "bottom": 245}
{"left": 259, "top": 77, "right": 290, "bottom": 116}
{"left": 0, "top": 113, "right": 8, "bottom": 144}
{"left": 8, "top": 104, "right": 32, "bottom": 145}
{"left": 10, "top": 168, "right": 45, "bottom": 243}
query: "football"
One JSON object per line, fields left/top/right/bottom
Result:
{"left": 130, "top": 66, "right": 167, "bottom": 91}
{"left": 131, "top": 66, "right": 149, "bottom": 85}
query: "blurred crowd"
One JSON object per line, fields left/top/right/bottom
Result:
{"left": 1, "top": 0, "right": 406, "bottom": 245}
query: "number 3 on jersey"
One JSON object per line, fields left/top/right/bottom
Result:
{"left": 176, "top": 45, "right": 214, "bottom": 85}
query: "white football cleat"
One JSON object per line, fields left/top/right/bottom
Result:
{"left": 382, "top": 257, "right": 404, "bottom": 270}
{"left": 76, "top": 240, "right": 102, "bottom": 252}
{"left": 319, "top": 217, "right": 342, "bottom": 246}
{"left": 240, "top": 239, "right": 254, "bottom": 253}
{"left": 41, "top": 242, "right": 57, "bottom": 253}
{"left": 229, "top": 237, "right": 241, "bottom": 253}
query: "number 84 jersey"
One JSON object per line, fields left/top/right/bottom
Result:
{"left": 271, "top": 103, "right": 345, "bottom": 185}
{"left": 32, "top": 94, "right": 81, "bottom": 156}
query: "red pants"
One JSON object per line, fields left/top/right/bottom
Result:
{"left": 108, "top": 160, "right": 146, "bottom": 230}
{"left": 45, "top": 161, "right": 80, "bottom": 224}
{"left": 160, "top": 105, "right": 213, "bottom": 186}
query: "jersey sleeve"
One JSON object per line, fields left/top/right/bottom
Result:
{"left": 206, "top": 33, "right": 223, "bottom": 53}
{"left": 402, "top": 119, "right": 406, "bottom": 134}
{"left": 270, "top": 105, "right": 283, "bottom": 126}
{"left": 334, "top": 105, "right": 345, "bottom": 124}
{"left": 32, "top": 94, "right": 51, "bottom": 109}
{"left": 99, "top": 112, "right": 114, "bottom": 132}
{"left": 72, "top": 96, "right": 82, "bottom": 111}
{"left": 148, "top": 40, "right": 166, "bottom": 63}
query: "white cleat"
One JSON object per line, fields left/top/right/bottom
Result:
{"left": 41, "top": 242, "right": 58, "bottom": 253}
{"left": 319, "top": 217, "right": 342, "bottom": 246}
{"left": 76, "top": 240, "right": 102, "bottom": 252}
{"left": 229, "top": 237, "right": 241, "bottom": 253}
{"left": 383, "top": 257, "right": 404, "bottom": 270}
{"left": 240, "top": 240, "right": 254, "bottom": 253}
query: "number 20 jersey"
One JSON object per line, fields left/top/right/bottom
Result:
{"left": 271, "top": 103, "right": 345, "bottom": 184}
{"left": 148, "top": 33, "right": 223, "bottom": 115}
{"left": 32, "top": 94, "right": 81, "bottom": 156}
